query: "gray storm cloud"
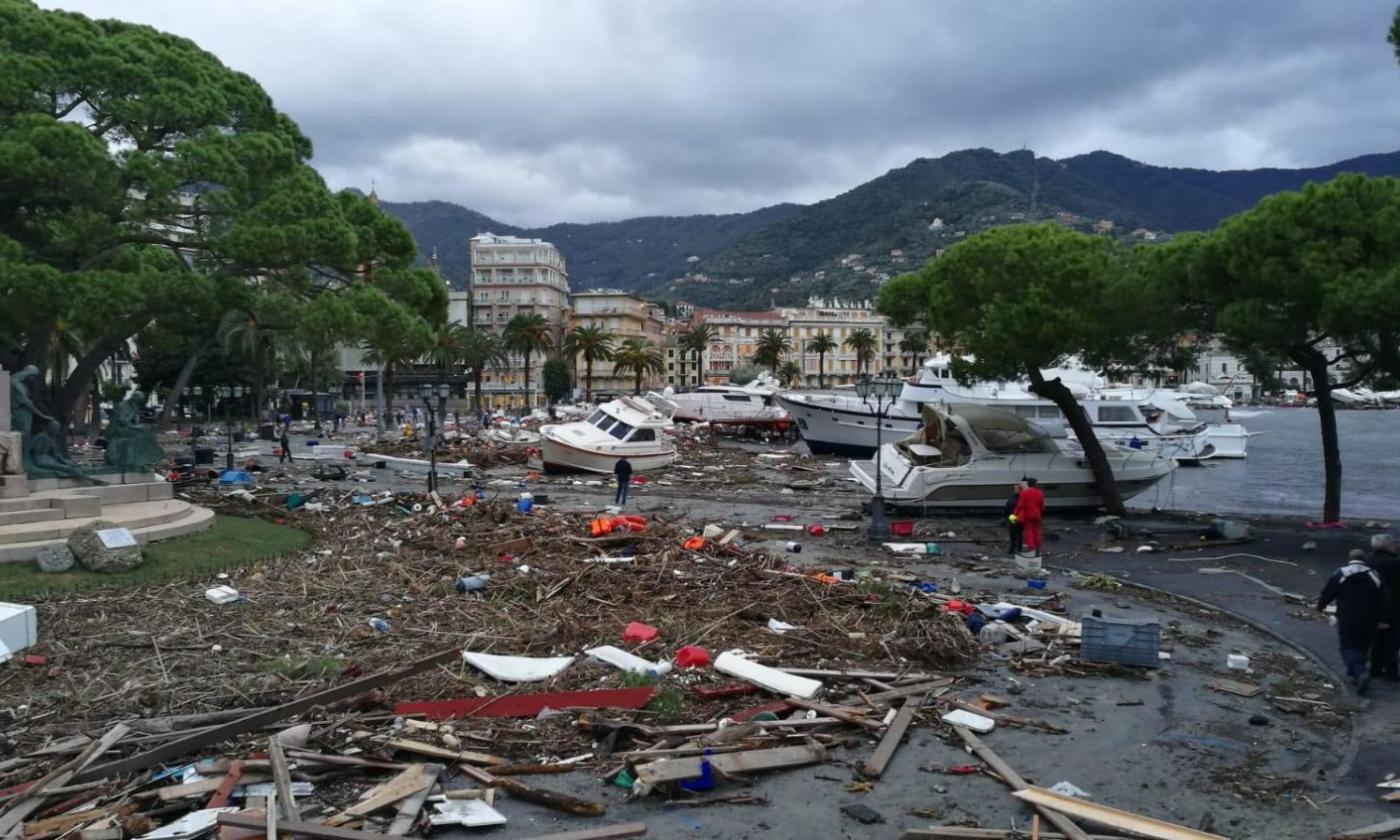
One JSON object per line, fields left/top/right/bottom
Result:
{"left": 40, "top": 0, "right": 1400, "bottom": 225}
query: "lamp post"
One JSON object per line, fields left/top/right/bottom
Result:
{"left": 419, "top": 382, "right": 449, "bottom": 495}
{"left": 856, "top": 374, "right": 903, "bottom": 541}
{"left": 218, "top": 386, "right": 234, "bottom": 470}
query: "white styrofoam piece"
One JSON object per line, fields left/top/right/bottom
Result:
{"left": 137, "top": 808, "right": 235, "bottom": 840}
{"left": 237, "top": 782, "right": 315, "bottom": 798}
{"left": 429, "top": 798, "right": 507, "bottom": 827}
{"left": 204, "top": 586, "right": 240, "bottom": 605}
{"left": 462, "top": 651, "right": 575, "bottom": 682}
{"left": 941, "top": 709, "right": 996, "bottom": 733}
{"left": 585, "top": 645, "right": 663, "bottom": 675}
{"left": 714, "top": 650, "right": 822, "bottom": 699}
{"left": 0, "top": 602, "right": 37, "bottom": 659}
{"left": 883, "top": 543, "right": 927, "bottom": 553}
{"left": 991, "top": 601, "right": 1070, "bottom": 626}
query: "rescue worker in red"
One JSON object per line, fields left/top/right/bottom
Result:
{"left": 1010, "top": 477, "right": 1046, "bottom": 556}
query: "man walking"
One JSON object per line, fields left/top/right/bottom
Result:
{"left": 1003, "top": 482, "right": 1023, "bottom": 556}
{"left": 1318, "top": 548, "right": 1387, "bottom": 694}
{"left": 1368, "top": 534, "right": 1400, "bottom": 682}
{"left": 1012, "top": 477, "right": 1045, "bottom": 556}
{"left": 613, "top": 457, "right": 633, "bottom": 507}
{"left": 279, "top": 427, "right": 293, "bottom": 464}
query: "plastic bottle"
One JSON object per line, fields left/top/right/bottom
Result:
{"left": 367, "top": 617, "right": 391, "bottom": 633}
{"left": 455, "top": 574, "right": 491, "bottom": 593}
{"left": 785, "top": 541, "right": 802, "bottom": 553}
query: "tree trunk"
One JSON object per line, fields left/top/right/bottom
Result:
{"left": 158, "top": 336, "right": 214, "bottom": 427}
{"left": 382, "top": 364, "right": 395, "bottom": 420}
{"left": 472, "top": 369, "right": 483, "bottom": 415}
{"left": 634, "top": 370, "right": 642, "bottom": 395}
{"left": 1027, "top": 368, "right": 1125, "bottom": 515}
{"left": 50, "top": 329, "right": 130, "bottom": 446}
{"left": 1292, "top": 344, "right": 1342, "bottom": 523}
{"left": 585, "top": 357, "right": 593, "bottom": 402}
{"left": 523, "top": 350, "right": 532, "bottom": 413}
{"left": 818, "top": 351, "right": 825, "bottom": 389}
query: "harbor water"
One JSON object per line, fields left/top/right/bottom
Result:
{"left": 1130, "top": 408, "right": 1400, "bottom": 519}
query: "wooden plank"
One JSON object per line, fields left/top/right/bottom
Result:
{"left": 900, "top": 829, "right": 1125, "bottom": 839}
{"left": 858, "top": 697, "right": 920, "bottom": 778}
{"left": 515, "top": 824, "right": 647, "bottom": 840}
{"left": 20, "top": 808, "right": 113, "bottom": 836}
{"left": 73, "top": 647, "right": 463, "bottom": 784}
{"left": 283, "top": 752, "right": 406, "bottom": 772}
{"left": 458, "top": 765, "right": 605, "bottom": 817}
{"left": 0, "top": 725, "right": 129, "bottom": 838}
{"left": 782, "top": 698, "right": 884, "bottom": 731}
{"left": 155, "top": 778, "right": 228, "bottom": 802}
{"left": 1333, "top": 817, "right": 1400, "bottom": 840}
{"left": 953, "top": 727, "right": 1091, "bottom": 840}
{"left": 206, "top": 760, "right": 244, "bottom": 809}
{"left": 780, "top": 667, "right": 940, "bottom": 681}
{"left": 266, "top": 792, "right": 278, "bottom": 840}
{"left": 1012, "top": 787, "right": 1227, "bottom": 840}
{"left": 383, "top": 739, "right": 505, "bottom": 766}
{"left": 218, "top": 812, "right": 391, "bottom": 840}
{"left": 387, "top": 763, "right": 440, "bottom": 836}
{"left": 1206, "top": 679, "right": 1263, "bottom": 698}
{"left": 324, "top": 766, "right": 430, "bottom": 827}
{"left": 633, "top": 744, "right": 827, "bottom": 788}
{"left": 267, "top": 738, "right": 298, "bottom": 821}
{"left": 859, "top": 679, "right": 953, "bottom": 705}
{"left": 394, "top": 687, "right": 656, "bottom": 720}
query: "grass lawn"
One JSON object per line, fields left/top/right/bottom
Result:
{"left": 0, "top": 515, "right": 312, "bottom": 600}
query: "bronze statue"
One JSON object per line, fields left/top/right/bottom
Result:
{"left": 28, "top": 421, "right": 91, "bottom": 480}
{"left": 104, "top": 391, "right": 164, "bottom": 470}
{"left": 11, "top": 365, "right": 53, "bottom": 464}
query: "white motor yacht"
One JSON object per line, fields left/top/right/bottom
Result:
{"left": 538, "top": 394, "right": 678, "bottom": 474}
{"left": 849, "top": 403, "right": 1176, "bottom": 510}
{"left": 778, "top": 355, "right": 1220, "bottom": 462}
{"left": 668, "top": 373, "right": 790, "bottom": 428}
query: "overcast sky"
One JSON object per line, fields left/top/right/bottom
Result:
{"left": 42, "top": 1, "right": 1400, "bottom": 225}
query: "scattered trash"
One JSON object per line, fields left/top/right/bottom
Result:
{"left": 622, "top": 622, "right": 659, "bottom": 644}
{"left": 204, "top": 585, "right": 241, "bottom": 605}
{"left": 766, "top": 618, "right": 798, "bottom": 635}
{"left": 784, "top": 541, "right": 802, "bottom": 553}
{"left": 455, "top": 574, "right": 491, "bottom": 593}
{"left": 1227, "top": 653, "right": 1252, "bottom": 671}
{"left": 462, "top": 651, "right": 575, "bottom": 682}
{"left": 714, "top": 649, "right": 822, "bottom": 699}
{"left": 674, "top": 645, "right": 711, "bottom": 669}
{"left": 366, "top": 617, "right": 391, "bottom": 633}
{"left": 840, "top": 803, "right": 885, "bottom": 824}
{"left": 941, "top": 708, "right": 996, "bottom": 733}
{"left": 1049, "top": 780, "right": 1093, "bottom": 799}
{"left": 1080, "top": 611, "right": 1161, "bottom": 669}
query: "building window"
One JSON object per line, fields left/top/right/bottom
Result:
{"left": 1221, "top": 362, "right": 1228, "bottom": 374}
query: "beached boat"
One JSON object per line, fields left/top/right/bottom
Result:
{"left": 848, "top": 403, "right": 1175, "bottom": 510}
{"left": 485, "top": 426, "right": 541, "bottom": 446}
{"left": 538, "top": 394, "right": 678, "bottom": 474}
{"left": 668, "top": 374, "right": 789, "bottom": 428}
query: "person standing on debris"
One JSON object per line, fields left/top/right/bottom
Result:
{"left": 1368, "top": 534, "right": 1400, "bottom": 682}
{"left": 279, "top": 427, "right": 293, "bottom": 464}
{"left": 614, "top": 456, "right": 633, "bottom": 506}
{"left": 1012, "top": 477, "right": 1045, "bottom": 556}
{"left": 1318, "top": 548, "right": 1387, "bottom": 694}
{"left": 1004, "top": 482, "right": 1023, "bottom": 555}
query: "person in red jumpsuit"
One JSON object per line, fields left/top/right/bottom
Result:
{"left": 1012, "top": 477, "right": 1046, "bottom": 556}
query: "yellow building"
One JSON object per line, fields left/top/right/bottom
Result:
{"left": 568, "top": 290, "right": 667, "bottom": 397}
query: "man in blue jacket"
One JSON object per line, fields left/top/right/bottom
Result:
{"left": 1318, "top": 548, "right": 1388, "bottom": 694}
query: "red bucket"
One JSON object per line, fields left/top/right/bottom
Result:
{"left": 890, "top": 520, "right": 915, "bottom": 537}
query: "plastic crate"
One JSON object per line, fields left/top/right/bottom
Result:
{"left": 1080, "top": 612, "right": 1161, "bottom": 668}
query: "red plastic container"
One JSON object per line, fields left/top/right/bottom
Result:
{"left": 623, "top": 622, "right": 659, "bottom": 643}
{"left": 890, "top": 520, "right": 915, "bottom": 537}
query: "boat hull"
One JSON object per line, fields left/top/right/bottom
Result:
{"left": 538, "top": 429, "right": 676, "bottom": 474}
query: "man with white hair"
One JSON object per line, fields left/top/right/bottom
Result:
{"left": 1369, "top": 533, "right": 1400, "bottom": 682}
{"left": 1318, "top": 547, "right": 1387, "bottom": 694}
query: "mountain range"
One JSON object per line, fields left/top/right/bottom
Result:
{"left": 378, "top": 148, "right": 1400, "bottom": 310}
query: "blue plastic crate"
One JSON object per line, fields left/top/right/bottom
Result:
{"left": 1080, "top": 612, "right": 1161, "bottom": 669}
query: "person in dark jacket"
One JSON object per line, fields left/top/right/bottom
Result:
{"left": 279, "top": 428, "right": 293, "bottom": 464}
{"left": 613, "top": 457, "right": 633, "bottom": 506}
{"left": 1318, "top": 548, "right": 1387, "bottom": 693}
{"left": 1368, "top": 534, "right": 1400, "bottom": 681}
{"left": 1003, "top": 482, "right": 1023, "bottom": 555}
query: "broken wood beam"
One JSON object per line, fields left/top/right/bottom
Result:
{"left": 1011, "top": 787, "right": 1227, "bottom": 840}
{"left": 218, "top": 812, "right": 396, "bottom": 840}
{"left": 952, "top": 727, "right": 1091, "bottom": 840}
{"left": 387, "top": 763, "right": 440, "bottom": 836}
{"left": 324, "top": 765, "right": 431, "bottom": 827}
{"left": 0, "top": 725, "right": 130, "bottom": 838}
{"left": 1333, "top": 817, "right": 1400, "bottom": 840}
{"left": 944, "top": 699, "right": 1067, "bottom": 735}
{"left": 632, "top": 744, "right": 827, "bottom": 790}
{"left": 858, "top": 697, "right": 920, "bottom": 778}
{"left": 267, "top": 737, "right": 298, "bottom": 821}
{"left": 900, "top": 829, "right": 1126, "bottom": 839}
{"left": 383, "top": 739, "right": 506, "bottom": 767}
{"left": 459, "top": 765, "right": 605, "bottom": 817}
{"left": 73, "top": 647, "right": 463, "bottom": 784}
{"left": 782, "top": 698, "right": 884, "bottom": 731}
{"left": 515, "top": 824, "right": 648, "bottom": 840}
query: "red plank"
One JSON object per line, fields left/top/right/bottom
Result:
{"left": 395, "top": 687, "right": 656, "bottom": 719}
{"left": 730, "top": 701, "right": 792, "bottom": 723}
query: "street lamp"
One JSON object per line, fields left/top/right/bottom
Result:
{"left": 419, "top": 382, "right": 450, "bottom": 494}
{"left": 855, "top": 374, "right": 903, "bottom": 541}
{"left": 218, "top": 386, "right": 235, "bottom": 470}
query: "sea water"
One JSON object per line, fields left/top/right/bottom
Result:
{"left": 1130, "top": 408, "right": 1400, "bottom": 519}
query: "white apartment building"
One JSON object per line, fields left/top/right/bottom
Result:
{"left": 447, "top": 233, "right": 571, "bottom": 409}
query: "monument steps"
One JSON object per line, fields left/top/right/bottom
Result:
{"left": 0, "top": 508, "right": 63, "bottom": 526}
{"left": 0, "top": 499, "right": 214, "bottom": 562}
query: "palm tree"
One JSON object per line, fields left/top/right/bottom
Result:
{"left": 424, "top": 322, "right": 472, "bottom": 420}
{"left": 807, "top": 332, "right": 837, "bottom": 389}
{"left": 459, "top": 328, "right": 509, "bottom": 414}
{"left": 777, "top": 360, "right": 802, "bottom": 388}
{"left": 612, "top": 337, "right": 665, "bottom": 395}
{"left": 503, "top": 313, "right": 553, "bottom": 410}
{"left": 751, "top": 328, "right": 791, "bottom": 372}
{"left": 361, "top": 320, "right": 431, "bottom": 423}
{"left": 219, "top": 302, "right": 296, "bottom": 420}
{"left": 562, "top": 324, "right": 615, "bottom": 402}
{"left": 681, "top": 323, "right": 716, "bottom": 387}
{"left": 844, "top": 328, "right": 877, "bottom": 378}
{"left": 898, "top": 331, "right": 930, "bottom": 375}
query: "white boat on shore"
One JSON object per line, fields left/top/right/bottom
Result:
{"left": 779, "top": 356, "right": 1223, "bottom": 462}
{"left": 538, "top": 394, "right": 678, "bottom": 474}
{"left": 668, "top": 374, "right": 789, "bottom": 428}
{"left": 848, "top": 404, "right": 1175, "bottom": 510}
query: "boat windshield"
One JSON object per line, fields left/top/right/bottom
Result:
{"left": 949, "top": 404, "right": 1059, "bottom": 454}
{"left": 609, "top": 420, "right": 634, "bottom": 440}
{"left": 586, "top": 410, "right": 606, "bottom": 425}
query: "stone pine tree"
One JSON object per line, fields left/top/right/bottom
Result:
{"left": 1171, "top": 174, "right": 1400, "bottom": 523}
{"left": 881, "top": 223, "right": 1170, "bottom": 515}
